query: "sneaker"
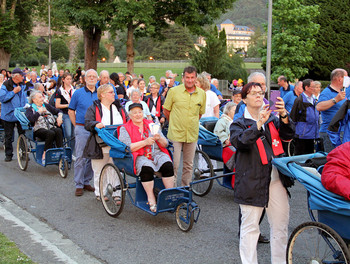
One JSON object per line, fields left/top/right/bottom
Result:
{"left": 4, "top": 156, "right": 12, "bottom": 162}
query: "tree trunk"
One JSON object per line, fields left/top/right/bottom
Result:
{"left": 0, "top": 48, "right": 10, "bottom": 69}
{"left": 83, "top": 27, "right": 102, "bottom": 70}
{"left": 126, "top": 23, "right": 135, "bottom": 73}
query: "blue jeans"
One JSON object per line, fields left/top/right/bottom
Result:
{"left": 74, "top": 125, "right": 93, "bottom": 188}
{"left": 62, "top": 114, "right": 75, "bottom": 150}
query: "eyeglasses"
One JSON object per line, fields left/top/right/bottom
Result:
{"left": 248, "top": 91, "right": 264, "bottom": 97}
{"left": 86, "top": 75, "right": 97, "bottom": 79}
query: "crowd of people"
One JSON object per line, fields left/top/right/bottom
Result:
{"left": 1, "top": 63, "right": 350, "bottom": 264}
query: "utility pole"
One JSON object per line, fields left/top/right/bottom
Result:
{"left": 266, "top": 0, "right": 273, "bottom": 100}
{"left": 48, "top": 0, "right": 52, "bottom": 68}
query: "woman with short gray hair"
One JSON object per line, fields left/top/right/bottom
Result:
{"left": 125, "top": 88, "right": 152, "bottom": 120}
{"left": 214, "top": 101, "right": 237, "bottom": 171}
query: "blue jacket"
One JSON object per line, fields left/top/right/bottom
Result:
{"left": 290, "top": 93, "right": 319, "bottom": 139}
{"left": 279, "top": 84, "right": 294, "bottom": 98}
{"left": 210, "top": 84, "right": 223, "bottom": 97}
{"left": 0, "top": 79, "right": 27, "bottom": 122}
{"left": 283, "top": 90, "right": 298, "bottom": 113}
{"left": 327, "top": 100, "right": 350, "bottom": 147}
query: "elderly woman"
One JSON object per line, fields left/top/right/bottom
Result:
{"left": 84, "top": 84, "right": 128, "bottom": 201}
{"left": 144, "top": 82, "right": 165, "bottom": 125}
{"left": 196, "top": 73, "right": 220, "bottom": 118}
{"left": 214, "top": 102, "right": 236, "bottom": 171}
{"left": 230, "top": 82, "right": 295, "bottom": 264}
{"left": 125, "top": 89, "right": 152, "bottom": 120}
{"left": 25, "top": 90, "right": 63, "bottom": 165}
{"left": 118, "top": 103, "right": 174, "bottom": 212}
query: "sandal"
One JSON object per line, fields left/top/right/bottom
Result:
{"left": 147, "top": 202, "right": 157, "bottom": 213}
{"left": 113, "top": 196, "right": 121, "bottom": 206}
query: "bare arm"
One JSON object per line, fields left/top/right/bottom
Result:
{"left": 316, "top": 91, "right": 346, "bottom": 111}
{"left": 55, "top": 98, "right": 69, "bottom": 109}
{"left": 213, "top": 105, "right": 220, "bottom": 118}
{"left": 68, "top": 109, "right": 76, "bottom": 127}
{"left": 163, "top": 108, "right": 170, "bottom": 120}
{"left": 130, "top": 137, "right": 154, "bottom": 152}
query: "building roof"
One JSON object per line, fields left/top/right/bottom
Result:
{"left": 221, "top": 19, "right": 234, "bottom": 25}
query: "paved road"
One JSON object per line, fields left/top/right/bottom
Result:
{"left": 0, "top": 147, "right": 311, "bottom": 264}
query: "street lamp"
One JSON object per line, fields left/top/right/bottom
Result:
{"left": 48, "top": 0, "right": 52, "bottom": 68}
{"left": 266, "top": 0, "right": 273, "bottom": 100}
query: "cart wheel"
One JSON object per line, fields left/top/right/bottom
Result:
{"left": 287, "top": 221, "right": 350, "bottom": 264}
{"left": 175, "top": 202, "right": 194, "bottom": 232}
{"left": 16, "top": 134, "right": 29, "bottom": 171}
{"left": 99, "top": 163, "right": 125, "bottom": 218}
{"left": 58, "top": 158, "right": 68, "bottom": 178}
{"left": 191, "top": 149, "right": 214, "bottom": 197}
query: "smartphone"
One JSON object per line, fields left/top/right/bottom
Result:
{"left": 269, "top": 90, "right": 280, "bottom": 111}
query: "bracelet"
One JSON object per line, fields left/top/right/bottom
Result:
{"left": 280, "top": 113, "right": 288, "bottom": 119}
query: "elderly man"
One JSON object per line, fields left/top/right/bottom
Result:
{"left": 147, "top": 75, "right": 156, "bottom": 91}
{"left": 96, "top": 70, "right": 118, "bottom": 99}
{"left": 234, "top": 72, "right": 269, "bottom": 121}
{"left": 290, "top": 79, "right": 319, "bottom": 155}
{"left": 163, "top": 66, "right": 206, "bottom": 186}
{"left": 278, "top": 75, "right": 295, "bottom": 98}
{"left": 0, "top": 68, "right": 27, "bottom": 161}
{"left": 283, "top": 81, "right": 304, "bottom": 113}
{"left": 203, "top": 71, "right": 223, "bottom": 100}
{"left": 68, "top": 69, "right": 99, "bottom": 196}
{"left": 316, "top": 68, "right": 347, "bottom": 152}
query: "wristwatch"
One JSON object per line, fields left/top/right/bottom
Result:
{"left": 280, "top": 113, "right": 288, "bottom": 119}
{"left": 332, "top": 98, "right": 337, "bottom": 104}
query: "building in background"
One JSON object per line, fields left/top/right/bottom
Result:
{"left": 217, "top": 19, "right": 254, "bottom": 53}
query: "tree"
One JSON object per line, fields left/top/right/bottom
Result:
{"left": 304, "top": 0, "right": 350, "bottom": 80}
{"left": 0, "top": 0, "right": 39, "bottom": 69}
{"left": 191, "top": 26, "right": 247, "bottom": 81}
{"left": 135, "top": 24, "right": 194, "bottom": 60}
{"left": 50, "top": 38, "right": 70, "bottom": 62}
{"left": 260, "top": 0, "right": 319, "bottom": 81}
{"left": 246, "top": 27, "right": 265, "bottom": 58}
{"left": 54, "top": 0, "right": 236, "bottom": 72}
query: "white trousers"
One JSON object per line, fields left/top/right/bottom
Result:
{"left": 91, "top": 151, "right": 120, "bottom": 197}
{"left": 239, "top": 179, "right": 289, "bottom": 264}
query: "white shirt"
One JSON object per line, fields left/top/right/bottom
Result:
{"left": 202, "top": 90, "right": 220, "bottom": 118}
{"left": 101, "top": 104, "right": 123, "bottom": 126}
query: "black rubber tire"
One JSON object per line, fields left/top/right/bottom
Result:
{"left": 99, "top": 163, "right": 125, "bottom": 218}
{"left": 58, "top": 158, "right": 68, "bottom": 178}
{"left": 191, "top": 149, "right": 214, "bottom": 197}
{"left": 287, "top": 221, "right": 350, "bottom": 264}
{"left": 175, "top": 202, "right": 194, "bottom": 232}
{"left": 17, "top": 134, "right": 28, "bottom": 171}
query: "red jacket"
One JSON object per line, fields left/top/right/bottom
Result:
{"left": 121, "top": 119, "right": 170, "bottom": 174}
{"left": 321, "top": 141, "right": 350, "bottom": 200}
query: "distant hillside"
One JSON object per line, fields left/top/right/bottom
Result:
{"left": 216, "top": 0, "right": 268, "bottom": 30}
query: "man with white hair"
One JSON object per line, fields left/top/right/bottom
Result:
{"left": 202, "top": 71, "right": 223, "bottom": 100}
{"left": 147, "top": 75, "right": 156, "bottom": 91}
{"left": 0, "top": 68, "right": 27, "bottom": 161}
{"left": 68, "top": 69, "right": 99, "bottom": 196}
{"left": 96, "top": 70, "right": 118, "bottom": 99}
{"left": 234, "top": 72, "right": 269, "bottom": 121}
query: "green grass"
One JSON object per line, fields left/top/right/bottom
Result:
{"left": 0, "top": 232, "right": 34, "bottom": 263}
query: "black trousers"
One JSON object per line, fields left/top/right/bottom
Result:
{"left": 4, "top": 120, "right": 24, "bottom": 157}
{"left": 34, "top": 127, "right": 63, "bottom": 151}
{"left": 294, "top": 138, "right": 315, "bottom": 155}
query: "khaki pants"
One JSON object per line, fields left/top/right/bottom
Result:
{"left": 172, "top": 141, "right": 197, "bottom": 186}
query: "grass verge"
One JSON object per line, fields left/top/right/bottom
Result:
{"left": 0, "top": 232, "right": 34, "bottom": 263}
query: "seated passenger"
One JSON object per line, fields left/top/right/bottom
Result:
{"left": 214, "top": 101, "right": 237, "bottom": 171}
{"left": 84, "top": 84, "right": 128, "bottom": 201}
{"left": 321, "top": 141, "right": 350, "bottom": 200}
{"left": 25, "top": 90, "right": 63, "bottom": 165}
{"left": 118, "top": 103, "right": 174, "bottom": 212}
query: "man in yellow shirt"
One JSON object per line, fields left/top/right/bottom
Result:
{"left": 163, "top": 66, "right": 206, "bottom": 186}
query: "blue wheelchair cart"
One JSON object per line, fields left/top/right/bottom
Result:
{"left": 273, "top": 153, "right": 350, "bottom": 263}
{"left": 191, "top": 120, "right": 235, "bottom": 196}
{"left": 14, "top": 107, "right": 72, "bottom": 178}
{"left": 96, "top": 126, "right": 211, "bottom": 232}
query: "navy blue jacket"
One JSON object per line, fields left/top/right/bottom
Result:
{"left": 327, "top": 100, "right": 350, "bottom": 147}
